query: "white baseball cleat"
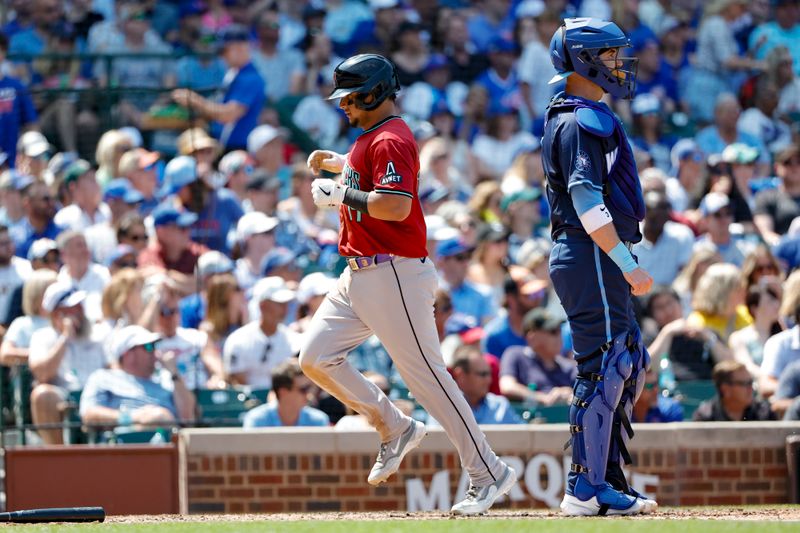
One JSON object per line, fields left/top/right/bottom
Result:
{"left": 450, "top": 463, "right": 517, "bottom": 516}
{"left": 560, "top": 486, "right": 658, "bottom": 516}
{"left": 367, "top": 420, "right": 427, "bottom": 486}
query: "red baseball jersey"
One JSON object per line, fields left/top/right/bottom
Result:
{"left": 337, "top": 115, "right": 427, "bottom": 258}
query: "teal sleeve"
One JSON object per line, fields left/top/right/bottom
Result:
{"left": 570, "top": 182, "right": 605, "bottom": 216}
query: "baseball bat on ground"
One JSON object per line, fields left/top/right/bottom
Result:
{"left": 0, "top": 507, "right": 106, "bottom": 523}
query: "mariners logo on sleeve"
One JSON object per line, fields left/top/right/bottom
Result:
{"left": 379, "top": 161, "right": 403, "bottom": 185}
{"left": 575, "top": 150, "right": 591, "bottom": 173}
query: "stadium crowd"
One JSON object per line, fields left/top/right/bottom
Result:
{"left": 0, "top": 0, "right": 798, "bottom": 445}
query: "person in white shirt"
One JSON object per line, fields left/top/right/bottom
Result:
{"left": 53, "top": 160, "right": 111, "bottom": 232}
{"left": 0, "top": 224, "right": 32, "bottom": 328}
{"left": 233, "top": 211, "right": 278, "bottom": 291}
{"left": 55, "top": 230, "right": 111, "bottom": 322}
{"left": 142, "top": 274, "right": 226, "bottom": 390}
{"left": 223, "top": 276, "right": 298, "bottom": 388}
{"left": 633, "top": 191, "right": 695, "bottom": 286}
{"left": 0, "top": 269, "right": 56, "bottom": 367}
{"left": 29, "top": 282, "right": 109, "bottom": 444}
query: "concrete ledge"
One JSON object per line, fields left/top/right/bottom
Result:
{"left": 180, "top": 422, "right": 800, "bottom": 455}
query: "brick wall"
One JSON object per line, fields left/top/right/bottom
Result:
{"left": 179, "top": 423, "right": 798, "bottom": 514}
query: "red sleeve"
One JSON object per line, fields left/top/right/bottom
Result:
{"left": 370, "top": 137, "right": 417, "bottom": 199}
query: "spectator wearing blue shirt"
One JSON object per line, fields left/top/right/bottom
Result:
{"left": 172, "top": 25, "right": 266, "bottom": 151}
{"left": 3, "top": 2, "right": 34, "bottom": 39}
{"left": 436, "top": 238, "right": 496, "bottom": 326}
{"left": 747, "top": 0, "right": 800, "bottom": 76}
{"left": 10, "top": 180, "right": 62, "bottom": 259}
{"left": 499, "top": 308, "right": 576, "bottom": 406}
{"left": 428, "top": 344, "right": 521, "bottom": 426}
{"left": 163, "top": 155, "right": 243, "bottom": 255}
{"left": 482, "top": 274, "right": 541, "bottom": 359}
{"left": 8, "top": 0, "right": 61, "bottom": 84}
{"left": 474, "top": 37, "right": 523, "bottom": 117}
{"left": 243, "top": 358, "right": 330, "bottom": 428}
{"left": 466, "top": 0, "right": 515, "bottom": 53}
{"left": 631, "top": 370, "right": 684, "bottom": 423}
{"left": 0, "top": 34, "right": 38, "bottom": 168}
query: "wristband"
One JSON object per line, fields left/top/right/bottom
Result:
{"left": 342, "top": 187, "right": 370, "bottom": 214}
{"left": 118, "top": 410, "right": 133, "bottom": 427}
{"left": 607, "top": 242, "right": 638, "bottom": 273}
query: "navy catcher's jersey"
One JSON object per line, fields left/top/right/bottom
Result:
{"left": 542, "top": 101, "right": 642, "bottom": 244}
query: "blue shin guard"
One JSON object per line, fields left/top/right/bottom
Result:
{"left": 564, "top": 330, "right": 655, "bottom": 514}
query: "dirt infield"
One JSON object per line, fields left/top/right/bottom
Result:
{"left": 107, "top": 507, "right": 800, "bottom": 523}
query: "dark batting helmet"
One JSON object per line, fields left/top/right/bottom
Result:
{"left": 327, "top": 54, "right": 401, "bottom": 110}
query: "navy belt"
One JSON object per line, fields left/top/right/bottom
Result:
{"left": 555, "top": 232, "right": 634, "bottom": 252}
{"left": 346, "top": 253, "right": 394, "bottom": 271}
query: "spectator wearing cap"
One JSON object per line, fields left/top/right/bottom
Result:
{"left": 172, "top": 24, "right": 265, "bottom": 151}
{"left": 218, "top": 150, "right": 253, "bottom": 204}
{"left": 500, "top": 308, "right": 575, "bottom": 406}
{"left": 15, "top": 132, "right": 49, "bottom": 180}
{"left": 436, "top": 238, "right": 496, "bottom": 326}
{"left": 243, "top": 358, "right": 329, "bottom": 428}
{"left": 427, "top": 344, "right": 521, "bottom": 427}
{"left": 0, "top": 269, "right": 57, "bottom": 367}
{"left": 665, "top": 139, "right": 705, "bottom": 213}
{"left": 630, "top": 93, "right": 675, "bottom": 173}
{"left": 118, "top": 148, "right": 161, "bottom": 215}
{"left": 223, "top": 276, "right": 299, "bottom": 388}
{"left": 755, "top": 145, "right": 800, "bottom": 244}
{"left": 142, "top": 274, "right": 226, "bottom": 390}
{"left": 248, "top": 124, "right": 290, "bottom": 188}
{"left": 244, "top": 168, "right": 282, "bottom": 214}
{"left": 138, "top": 203, "right": 209, "bottom": 275}
{"left": 0, "top": 170, "right": 34, "bottom": 228}
{"left": 738, "top": 77, "right": 793, "bottom": 158}
{"left": 694, "top": 192, "right": 756, "bottom": 267}
{"left": 102, "top": 179, "right": 144, "bottom": 224}
{"left": 176, "top": 128, "right": 221, "bottom": 180}
{"left": 233, "top": 212, "right": 278, "bottom": 291}
{"left": 175, "top": 26, "right": 227, "bottom": 92}
{"left": 500, "top": 188, "right": 542, "bottom": 260}
{"left": 164, "top": 155, "right": 244, "bottom": 255}
{"left": 104, "top": 245, "right": 138, "bottom": 276}
{"left": 54, "top": 160, "right": 110, "bottom": 232}
{"left": 250, "top": 9, "right": 306, "bottom": 104}
{"left": 474, "top": 36, "right": 523, "bottom": 115}
{"left": 291, "top": 272, "right": 337, "bottom": 336}
{"left": 440, "top": 312, "right": 488, "bottom": 370}
{"left": 631, "top": 368, "right": 684, "bottom": 423}
{"left": 29, "top": 281, "right": 109, "bottom": 444}
{"left": 633, "top": 190, "right": 695, "bottom": 286}
{"left": 417, "top": 138, "right": 472, "bottom": 204}
{"left": 10, "top": 180, "right": 61, "bottom": 260}
{"left": 467, "top": 223, "right": 511, "bottom": 306}
{"left": 694, "top": 360, "right": 775, "bottom": 422}
{"left": 80, "top": 325, "right": 197, "bottom": 431}
{"left": 27, "top": 238, "right": 59, "bottom": 271}
{"left": 401, "top": 54, "right": 461, "bottom": 122}
{"left": 56, "top": 230, "right": 110, "bottom": 323}
{"left": 0, "top": 34, "right": 38, "bottom": 168}
{"left": 630, "top": 36, "right": 680, "bottom": 114}
{"left": 695, "top": 94, "right": 769, "bottom": 173}
{"left": 482, "top": 271, "right": 548, "bottom": 360}
{"left": 178, "top": 250, "right": 235, "bottom": 331}
{"left": 718, "top": 143, "right": 763, "bottom": 219}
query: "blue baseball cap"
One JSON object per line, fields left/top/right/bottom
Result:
{"left": 105, "top": 244, "right": 137, "bottom": 268}
{"left": 261, "top": 247, "right": 297, "bottom": 276}
{"left": 151, "top": 203, "right": 198, "bottom": 227}
{"left": 0, "top": 170, "right": 34, "bottom": 191}
{"left": 220, "top": 24, "right": 251, "bottom": 45}
{"left": 164, "top": 156, "right": 198, "bottom": 194}
{"left": 104, "top": 178, "right": 145, "bottom": 204}
{"left": 436, "top": 238, "right": 473, "bottom": 258}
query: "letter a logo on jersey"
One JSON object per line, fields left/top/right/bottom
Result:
{"left": 380, "top": 161, "right": 403, "bottom": 185}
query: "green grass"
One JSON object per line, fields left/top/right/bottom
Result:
{"left": 6, "top": 520, "right": 799, "bottom": 533}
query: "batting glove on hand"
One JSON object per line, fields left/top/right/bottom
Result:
{"left": 311, "top": 179, "right": 347, "bottom": 208}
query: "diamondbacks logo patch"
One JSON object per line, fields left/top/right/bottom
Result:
{"left": 575, "top": 150, "right": 591, "bottom": 173}
{"left": 380, "top": 161, "right": 403, "bottom": 185}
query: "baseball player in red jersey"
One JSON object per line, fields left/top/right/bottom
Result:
{"left": 300, "top": 54, "right": 515, "bottom": 515}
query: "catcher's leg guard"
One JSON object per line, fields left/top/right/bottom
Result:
{"left": 563, "top": 331, "right": 652, "bottom": 515}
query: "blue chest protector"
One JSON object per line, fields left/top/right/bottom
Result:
{"left": 546, "top": 95, "right": 645, "bottom": 222}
